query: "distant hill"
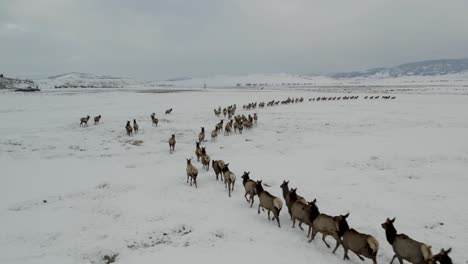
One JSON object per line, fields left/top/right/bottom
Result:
{"left": 0, "top": 76, "right": 37, "bottom": 90}
{"left": 332, "top": 58, "right": 468, "bottom": 78}
{"left": 48, "top": 72, "right": 123, "bottom": 80}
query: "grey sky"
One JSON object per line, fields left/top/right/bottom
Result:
{"left": 1, "top": 0, "right": 468, "bottom": 80}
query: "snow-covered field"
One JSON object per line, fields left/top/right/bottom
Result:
{"left": 1, "top": 88, "right": 467, "bottom": 264}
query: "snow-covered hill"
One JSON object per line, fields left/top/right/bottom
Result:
{"left": 333, "top": 58, "right": 468, "bottom": 78}
{"left": 48, "top": 72, "right": 124, "bottom": 80}
{"left": 29, "top": 58, "right": 468, "bottom": 90}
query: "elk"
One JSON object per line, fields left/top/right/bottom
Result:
{"left": 201, "top": 147, "right": 210, "bottom": 171}
{"left": 80, "top": 115, "right": 90, "bottom": 127}
{"left": 222, "top": 163, "right": 236, "bottom": 197}
{"left": 289, "top": 189, "right": 317, "bottom": 238}
{"left": 280, "top": 180, "right": 307, "bottom": 219}
{"left": 186, "top": 158, "right": 198, "bottom": 188}
{"left": 432, "top": 248, "right": 452, "bottom": 264}
{"left": 151, "top": 113, "right": 159, "bottom": 126}
{"left": 255, "top": 180, "right": 283, "bottom": 227}
{"left": 169, "top": 134, "right": 176, "bottom": 153}
{"left": 125, "top": 121, "right": 133, "bottom": 136}
{"left": 381, "top": 217, "right": 433, "bottom": 264}
{"left": 165, "top": 108, "right": 173, "bottom": 114}
{"left": 216, "top": 120, "right": 224, "bottom": 131}
{"left": 212, "top": 160, "right": 225, "bottom": 181}
{"left": 241, "top": 172, "right": 257, "bottom": 207}
{"left": 224, "top": 121, "right": 232, "bottom": 135}
{"left": 337, "top": 214, "right": 379, "bottom": 264}
{"left": 94, "top": 115, "right": 101, "bottom": 125}
{"left": 198, "top": 127, "right": 205, "bottom": 142}
{"left": 253, "top": 113, "right": 258, "bottom": 125}
{"left": 133, "top": 119, "right": 139, "bottom": 134}
{"left": 211, "top": 129, "right": 218, "bottom": 141}
{"left": 309, "top": 212, "right": 349, "bottom": 253}
{"left": 195, "top": 141, "right": 202, "bottom": 161}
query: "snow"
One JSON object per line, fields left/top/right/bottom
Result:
{"left": 1, "top": 87, "right": 467, "bottom": 264}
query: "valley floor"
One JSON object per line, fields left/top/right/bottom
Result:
{"left": 1, "top": 88, "right": 467, "bottom": 264}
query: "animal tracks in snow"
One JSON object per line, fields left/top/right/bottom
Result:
{"left": 9, "top": 183, "right": 135, "bottom": 212}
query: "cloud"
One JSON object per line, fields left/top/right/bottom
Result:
{"left": 1, "top": 0, "right": 468, "bottom": 79}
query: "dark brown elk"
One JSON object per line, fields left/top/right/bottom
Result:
{"left": 165, "top": 108, "right": 173, "bottom": 114}
{"left": 80, "top": 115, "right": 90, "bottom": 127}
{"left": 151, "top": 113, "right": 159, "bottom": 126}
{"left": 125, "top": 121, "right": 133, "bottom": 136}
{"left": 432, "top": 248, "right": 452, "bottom": 264}
{"left": 94, "top": 115, "right": 101, "bottom": 125}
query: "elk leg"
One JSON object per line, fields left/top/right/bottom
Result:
{"left": 343, "top": 248, "right": 349, "bottom": 260}
{"left": 308, "top": 228, "right": 317, "bottom": 243}
{"left": 292, "top": 218, "right": 296, "bottom": 228}
{"left": 332, "top": 237, "right": 341, "bottom": 253}
{"left": 258, "top": 204, "right": 261, "bottom": 214}
{"left": 299, "top": 222, "right": 304, "bottom": 231}
{"left": 267, "top": 210, "right": 271, "bottom": 220}
{"left": 322, "top": 234, "right": 331, "bottom": 248}
{"left": 250, "top": 195, "right": 254, "bottom": 208}
{"left": 397, "top": 256, "right": 403, "bottom": 264}
{"left": 389, "top": 255, "right": 397, "bottom": 264}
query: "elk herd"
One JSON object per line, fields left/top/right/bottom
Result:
{"left": 77, "top": 93, "right": 453, "bottom": 264}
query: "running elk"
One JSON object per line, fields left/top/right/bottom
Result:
{"left": 165, "top": 108, "right": 173, "bottom": 114}
{"left": 280, "top": 180, "right": 307, "bottom": 219}
{"left": 169, "top": 134, "right": 176, "bottom": 153}
{"left": 289, "top": 189, "right": 317, "bottom": 238}
{"left": 198, "top": 127, "right": 205, "bottom": 142}
{"left": 133, "top": 119, "right": 139, "bottom": 134}
{"left": 212, "top": 160, "right": 225, "bottom": 181}
{"left": 241, "top": 172, "right": 257, "bottom": 207}
{"left": 222, "top": 163, "right": 236, "bottom": 197}
{"left": 186, "top": 158, "right": 198, "bottom": 188}
{"left": 151, "top": 113, "right": 159, "bottom": 126}
{"left": 80, "top": 115, "right": 90, "bottom": 127}
{"left": 94, "top": 115, "right": 101, "bottom": 125}
{"left": 255, "top": 180, "right": 283, "bottom": 227}
{"left": 381, "top": 217, "right": 433, "bottom": 264}
{"left": 337, "top": 214, "right": 379, "bottom": 264}
{"left": 195, "top": 141, "right": 202, "bottom": 161}
{"left": 201, "top": 147, "right": 210, "bottom": 171}
{"left": 125, "top": 121, "right": 133, "bottom": 136}
{"left": 309, "top": 212, "right": 349, "bottom": 254}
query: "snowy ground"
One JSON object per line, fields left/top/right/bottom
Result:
{"left": 1, "top": 88, "right": 467, "bottom": 264}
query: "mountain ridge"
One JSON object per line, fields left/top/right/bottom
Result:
{"left": 332, "top": 58, "right": 468, "bottom": 78}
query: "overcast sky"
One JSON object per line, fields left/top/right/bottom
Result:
{"left": 1, "top": 0, "right": 468, "bottom": 80}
